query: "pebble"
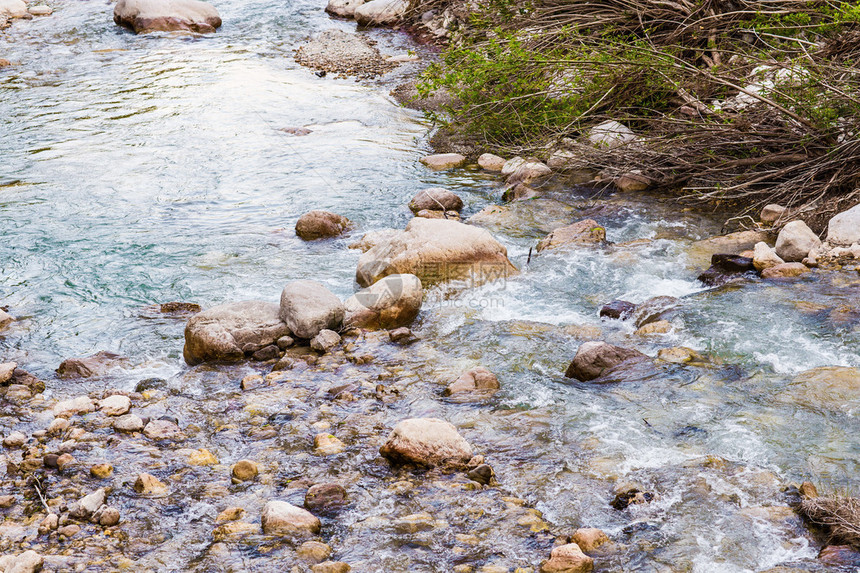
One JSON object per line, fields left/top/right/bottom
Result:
{"left": 134, "top": 473, "right": 168, "bottom": 495}
{"left": 90, "top": 463, "right": 113, "bottom": 479}
{"left": 304, "top": 483, "right": 347, "bottom": 512}
{"left": 39, "top": 513, "right": 58, "bottom": 534}
{"left": 98, "top": 394, "right": 131, "bottom": 415}
{"left": 69, "top": 488, "right": 105, "bottom": 518}
{"left": 28, "top": 4, "right": 52, "bottom": 15}
{"left": 0, "top": 362, "right": 16, "bottom": 384}
{"left": 113, "top": 413, "right": 144, "bottom": 432}
{"left": 231, "top": 459, "right": 258, "bottom": 482}
{"left": 58, "top": 524, "right": 81, "bottom": 537}
{"left": 276, "top": 335, "right": 295, "bottom": 349}
{"left": 93, "top": 505, "right": 121, "bottom": 526}
{"left": 56, "top": 453, "right": 75, "bottom": 470}
{"left": 313, "top": 433, "right": 345, "bottom": 455}
{"left": 216, "top": 507, "right": 245, "bottom": 523}
{"left": 3, "top": 431, "right": 27, "bottom": 448}
{"left": 143, "top": 419, "right": 183, "bottom": 440}
{"left": 261, "top": 499, "right": 321, "bottom": 535}
{"left": 571, "top": 527, "right": 610, "bottom": 552}
{"left": 311, "top": 329, "right": 341, "bottom": 353}
{"left": 0, "top": 495, "right": 14, "bottom": 508}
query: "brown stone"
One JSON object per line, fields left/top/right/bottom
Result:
{"left": 231, "top": 459, "right": 258, "bottom": 481}
{"left": 379, "top": 418, "right": 472, "bottom": 467}
{"left": 761, "top": 262, "right": 811, "bottom": 279}
{"left": 296, "top": 210, "right": 352, "bottom": 240}
{"left": 541, "top": 543, "right": 594, "bottom": 572}
{"left": 537, "top": 220, "right": 606, "bottom": 252}
{"left": 444, "top": 367, "right": 500, "bottom": 395}
{"left": 571, "top": 528, "right": 609, "bottom": 552}
{"left": 565, "top": 342, "right": 649, "bottom": 381}
{"left": 304, "top": 483, "right": 347, "bottom": 512}
{"left": 113, "top": 0, "right": 221, "bottom": 33}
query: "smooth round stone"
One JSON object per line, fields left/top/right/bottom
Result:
{"left": 28, "top": 4, "right": 52, "bottom": 15}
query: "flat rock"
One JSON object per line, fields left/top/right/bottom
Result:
{"left": 184, "top": 300, "right": 290, "bottom": 365}
{"left": 143, "top": 419, "right": 183, "bottom": 441}
{"left": 408, "top": 188, "right": 463, "bottom": 213}
{"left": 782, "top": 366, "right": 860, "bottom": 410}
{"left": 279, "top": 280, "right": 344, "bottom": 339}
{"left": 296, "top": 210, "right": 352, "bottom": 240}
{"left": 761, "top": 262, "right": 810, "bottom": 279}
{"left": 0, "top": 550, "right": 43, "bottom": 573}
{"left": 537, "top": 219, "right": 606, "bottom": 252}
{"left": 379, "top": 417, "right": 472, "bottom": 467}
{"left": 419, "top": 153, "right": 466, "bottom": 170}
{"left": 261, "top": 500, "right": 321, "bottom": 535}
{"left": 57, "top": 351, "right": 124, "bottom": 379}
{"left": 343, "top": 273, "right": 422, "bottom": 330}
{"left": 565, "top": 341, "right": 649, "bottom": 381}
{"left": 113, "top": 0, "right": 221, "bottom": 33}
{"left": 826, "top": 203, "right": 860, "bottom": 246}
{"left": 53, "top": 396, "right": 96, "bottom": 418}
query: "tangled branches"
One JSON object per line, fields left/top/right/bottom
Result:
{"left": 800, "top": 496, "right": 860, "bottom": 549}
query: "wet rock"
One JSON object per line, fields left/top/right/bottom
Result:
{"left": 53, "top": 396, "right": 96, "bottom": 417}
{"left": 69, "top": 488, "right": 105, "bottom": 519}
{"left": 388, "top": 326, "right": 416, "bottom": 343}
{"left": 355, "top": 218, "right": 517, "bottom": 287}
{"left": 615, "top": 170, "right": 650, "bottom": 192}
{"left": 56, "top": 453, "right": 75, "bottom": 470}
{"left": 419, "top": 153, "right": 466, "bottom": 170}
{"left": 599, "top": 300, "right": 635, "bottom": 320}
{"left": 90, "top": 464, "right": 113, "bottom": 479}
{"left": 688, "top": 230, "right": 773, "bottom": 266}
{"left": 783, "top": 366, "right": 860, "bottom": 409}
{"left": 0, "top": 495, "right": 14, "bottom": 508}
{"left": 305, "top": 483, "right": 347, "bottom": 512}
{"left": 3, "top": 431, "right": 26, "bottom": 448}
{"left": 799, "top": 481, "right": 818, "bottom": 499}
{"left": 380, "top": 417, "right": 472, "bottom": 467}
{"left": 251, "top": 344, "right": 280, "bottom": 361}
{"left": 444, "top": 367, "right": 499, "bottom": 396}
{"left": 296, "top": 210, "right": 352, "bottom": 240}
{"left": 0, "top": 0, "right": 27, "bottom": 18}
{"left": 276, "top": 335, "right": 295, "bottom": 349}
{"left": 43, "top": 454, "right": 59, "bottom": 468}
{"left": 314, "top": 433, "right": 345, "bottom": 455}
{"left": 409, "top": 188, "right": 463, "bottom": 214}
{"left": 354, "top": 0, "right": 406, "bottom": 25}
{"left": 775, "top": 220, "right": 821, "bottom": 262}
{"left": 57, "top": 351, "right": 124, "bottom": 379}
{"left": 414, "top": 209, "right": 460, "bottom": 221}
{"left": 231, "top": 459, "right": 258, "bottom": 482}
{"left": 39, "top": 513, "right": 58, "bottom": 534}
{"left": 58, "top": 524, "right": 81, "bottom": 537}
{"left": 113, "top": 414, "right": 144, "bottom": 433}
{"left": 134, "top": 473, "right": 168, "bottom": 495}
{"left": 752, "top": 241, "right": 785, "bottom": 271}
{"left": 143, "top": 419, "right": 182, "bottom": 441}
{"left": 632, "top": 295, "right": 679, "bottom": 328}
{"left": 98, "top": 395, "right": 131, "bottom": 416}
{"left": 478, "top": 153, "right": 506, "bottom": 171}
{"left": 184, "top": 301, "right": 290, "bottom": 365}
{"left": 261, "top": 500, "right": 321, "bottom": 535}
{"left": 216, "top": 507, "right": 246, "bottom": 523}
{"left": 310, "top": 329, "right": 342, "bottom": 353}
{"left": 344, "top": 274, "right": 422, "bottom": 330}
{"left": 187, "top": 448, "right": 218, "bottom": 465}
{"left": 761, "top": 262, "right": 810, "bottom": 279}
{"left": 760, "top": 204, "right": 787, "bottom": 225}
{"left": 279, "top": 280, "right": 344, "bottom": 340}
{"left": 92, "top": 505, "right": 120, "bottom": 526}
{"left": 348, "top": 229, "right": 400, "bottom": 252}
{"left": 818, "top": 545, "right": 860, "bottom": 566}
{"left": 564, "top": 341, "right": 649, "bottom": 382}
{"left": 588, "top": 120, "right": 636, "bottom": 149}
{"left": 611, "top": 485, "right": 653, "bottom": 509}
{"left": 298, "top": 540, "right": 333, "bottom": 562}
{"left": 657, "top": 346, "right": 703, "bottom": 364}
{"left": 537, "top": 220, "right": 605, "bottom": 252}
{"left": 697, "top": 254, "right": 755, "bottom": 286}
{"left": 113, "top": 0, "right": 221, "bottom": 34}
{"left": 634, "top": 320, "right": 672, "bottom": 336}
{"left": 507, "top": 158, "right": 552, "bottom": 185}
{"left": 0, "top": 362, "right": 16, "bottom": 384}
{"left": 541, "top": 543, "right": 594, "bottom": 572}
{"left": 155, "top": 301, "right": 201, "bottom": 316}
{"left": 467, "top": 464, "right": 494, "bottom": 485}
{"left": 502, "top": 183, "right": 538, "bottom": 202}
{"left": 571, "top": 528, "right": 610, "bottom": 552}
{"left": 312, "top": 562, "right": 351, "bottom": 573}
{"left": 325, "top": 0, "right": 365, "bottom": 18}
{"left": 0, "top": 550, "right": 44, "bottom": 573}
{"left": 826, "top": 204, "right": 860, "bottom": 246}
{"left": 212, "top": 521, "right": 258, "bottom": 540}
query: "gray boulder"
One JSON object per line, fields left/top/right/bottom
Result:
{"left": 775, "top": 220, "right": 821, "bottom": 262}
{"left": 826, "top": 204, "right": 860, "bottom": 246}
{"left": 279, "top": 280, "right": 344, "bottom": 339}
{"left": 114, "top": 0, "right": 221, "bottom": 33}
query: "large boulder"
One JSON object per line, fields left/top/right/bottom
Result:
{"left": 355, "top": 218, "right": 518, "bottom": 287}
{"left": 343, "top": 274, "right": 422, "bottom": 330}
{"left": 537, "top": 219, "right": 606, "bottom": 252}
{"left": 408, "top": 188, "right": 463, "bottom": 214}
{"left": 752, "top": 241, "right": 784, "bottom": 271}
{"left": 261, "top": 500, "right": 321, "bottom": 536}
{"left": 353, "top": 0, "right": 407, "bottom": 25}
{"left": 826, "top": 204, "right": 860, "bottom": 246}
{"left": 183, "top": 301, "right": 290, "bottom": 365}
{"left": 325, "top": 0, "right": 365, "bottom": 17}
{"left": 564, "top": 341, "right": 649, "bottom": 381}
{"left": 477, "top": 153, "right": 506, "bottom": 171}
{"left": 379, "top": 418, "right": 472, "bottom": 467}
{"left": 279, "top": 280, "right": 344, "bottom": 340}
{"left": 0, "top": 0, "right": 26, "bottom": 18}
{"left": 296, "top": 211, "right": 352, "bottom": 240}
{"left": 775, "top": 220, "right": 821, "bottom": 262}
{"left": 113, "top": 0, "right": 221, "bottom": 34}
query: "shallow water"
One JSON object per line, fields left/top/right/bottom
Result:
{"left": 1, "top": 0, "right": 858, "bottom": 571}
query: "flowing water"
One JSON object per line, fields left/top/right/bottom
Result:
{"left": 1, "top": 0, "right": 858, "bottom": 571}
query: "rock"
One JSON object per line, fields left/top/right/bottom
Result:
{"left": 657, "top": 346, "right": 703, "bottom": 364}
{"left": 478, "top": 153, "right": 506, "bottom": 171}
{"left": 231, "top": 459, "right": 258, "bottom": 481}
{"left": 56, "top": 453, "right": 75, "bottom": 470}
{"left": 541, "top": 543, "right": 594, "bottom": 572}
{"left": 688, "top": 230, "right": 773, "bottom": 267}
{"left": 783, "top": 366, "right": 860, "bottom": 409}
{"left": 143, "top": 419, "right": 183, "bottom": 441}
{"left": 154, "top": 301, "right": 201, "bottom": 316}
{"left": 799, "top": 481, "right": 818, "bottom": 499}
{"left": 252, "top": 344, "right": 279, "bottom": 361}
{"left": 388, "top": 326, "right": 415, "bottom": 343}
{"left": 0, "top": 0, "right": 27, "bottom": 18}
{"left": 444, "top": 367, "right": 499, "bottom": 395}
{"left": 134, "top": 473, "right": 168, "bottom": 495}
{"left": 38, "top": 513, "right": 58, "bottom": 534}
{"left": 53, "top": 396, "right": 96, "bottom": 418}
{"left": 261, "top": 500, "right": 321, "bottom": 535}
{"left": 57, "top": 524, "right": 79, "bottom": 538}
{"left": 188, "top": 448, "right": 218, "bottom": 465}
{"left": 752, "top": 241, "right": 785, "bottom": 271}
{"left": 28, "top": 5, "right": 51, "bottom": 15}
{"left": 113, "top": 0, "right": 221, "bottom": 33}
{"left": 296, "top": 210, "right": 352, "bottom": 240}
{"left": 312, "top": 563, "right": 351, "bottom": 573}
{"left": 184, "top": 301, "right": 290, "bottom": 365}
{"left": 0, "top": 550, "right": 44, "bottom": 573}
{"left": 761, "top": 262, "right": 810, "bottom": 279}
{"left": 353, "top": 0, "right": 406, "bottom": 24}
{"left": 92, "top": 505, "right": 120, "bottom": 526}
{"left": 304, "top": 483, "right": 347, "bottom": 512}
{"left": 279, "top": 280, "right": 344, "bottom": 340}
{"left": 295, "top": 29, "right": 392, "bottom": 77}
{"left": 3, "top": 431, "right": 26, "bottom": 448}
{"left": 379, "top": 418, "right": 472, "bottom": 467}
{"left": 408, "top": 188, "right": 463, "bottom": 213}
{"left": 502, "top": 183, "right": 538, "bottom": 202}
{"left": 775, "top": 220, "right": 821, "bottom": 262}
{"left": 467, "top": 464, "right": 494, "bottom": 485}
{"left": 276, "top": 335, "right": 295, "bottom": 349}
{"left": 0, "top": 362, "right": 15, "bottom": 384}
{"left": 216, "top": 507, "right": 246, "bottom": 523}
{"left": 69, "top": 488, "right": 105, "bottom": 518}
{"left": 818, "top": 545, "right": 860, "bottom": 566}
{"left": 611, "top": 485, "right": 653, "bottom": 509}
{"left": 419, "top": 153, "right": 466, "bottom": 170}
{"left": 90, "top": 464, "right": 113, "bottom": 479}
{"left": 113, "top": 414, "right": 144, "bottom": 432}
{"left": 537, "top": 220, "right": 606, "bottom": 252}
{"left": 348, "top": 228, "right": 400, "bottom": 252}
{"left": 57, "top": 351, "right": 124, "bottom": 379}
{"left": 615, "top": 170, "right": 650, "bottom": 192}
{"left": 826, "top": 204, "right": 860, "bottom": 246}
{"left": 98, "top": 395, "right": 131, "bottom": 416}
{"left": 298, "top": 540, "right": 333, "bottom": 562}
{"left": 355, "top": 218, "right": 517, "bottom": 287}
{"left": 343, "top": 273, "right": 422, "bottom": 330}
{"left": 311, "top": 329, "right": 342, "bottom": 353}
{"left": 760, "top": 204, "right": 787, "bottom": 225}
{"left": 564, "top": 341, "right": 649, "bottom": 381}
{"left": 634, "top": 320, "right": 672, "bottom": 336}
{"left": 325, "top": 0, "right": 365, "bottom": 18}
{"left": 414, "top": 209, "right": 460, "bottom": 220}
{"left": 571, "top": 528, "right": 609, "bottom": 552}
{"left": 599, "top": 300, "right": 635, "bottom": 320}
{"left": 588, "top": 120, "right": 635, "bottom": 149}
{"left": 314, "top": 433, "right": 345, "bottom": 455}
{"left": 0, "top": 496, "right": 14, "bottom": 508}
{"left": 697, "top": 254, "right": 756, "bottom": 286}
{"left": 501, "top": 156, "right": 526, "bottom": 176}
{"left": 507, "top": 158, "right": 552, "bottom": 184}
{"left": 632, "top": 295, "right": 679, "bottom": 328}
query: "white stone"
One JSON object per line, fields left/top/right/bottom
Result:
{"left": 354, "top": 0, "right": 407, "bottom": 25}
{"left": 27, "top": 4, "right": 52, "bottom": 15}
{"left": 752, "top": 241, "right": 784, "bottom": 271}
{"left": 775, "top": 220, "right": 821, "bottom": 262}
{"left": 826, "top": 204, "right": 860, "bottom": 246}
{"left": 325, "top": 0, "right": 365, "bottom": 17}
{"left": 98, "top": 395, "right": 131, "bottom": 416}
{"left": 588, "top": 120, "right": 636, "bottom": 148}
{"left": 53, "top": 396, "right": 96, "bottom": 418}
{"left": 0, "top": 362, "right": 15, "bottom": 384}
{"left": 0, "top": 0, "right": 27, "bottom": 18}
{"left": 261, "top": 500, "right": 321, "bottom": 535}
